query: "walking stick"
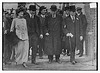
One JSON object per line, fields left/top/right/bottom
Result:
{"left": 69, "top": 36, "right": 72, "bottom": 53}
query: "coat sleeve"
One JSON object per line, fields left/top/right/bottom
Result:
{"left": 10, "top": 19, "right": 15, "bottom": 32}
{"left": 60, "top": 16, "right": 63, "bottom": 37}
{"left": 4, "top": 18, "right": 10, "bottom": 31}
{"left": 35, "top": 16, "right": 40, "bottom": 36}
{"left": 39, "top": 17, "right": 43, "bottom": 35}
{"left": 82, "top": 15, "right": 87, "bottom": 29}
{"left": 44, "top": 16, "right": 49, "bottom": 34}
{"left": 62, "top": 18, "right": 69, "bottom": 35}
{"left": 79, "top": 17, "right": 83, "bottom": 36}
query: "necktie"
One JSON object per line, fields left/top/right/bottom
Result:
{"left": 31, "top": 15, "right": 34, "bottom": 18}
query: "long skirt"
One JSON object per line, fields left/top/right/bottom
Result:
{"left": 15, "top": 40, "right": 29, "bottom": 64}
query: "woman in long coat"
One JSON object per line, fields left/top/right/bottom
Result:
{"left": 10, "top": 8, "right": 29, "bottom": 67}
{"left": 44, "top": 5, "right": 63, "bottom": 64}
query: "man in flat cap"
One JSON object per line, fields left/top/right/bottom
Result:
{"left": 24, "top": 5, "right": 40, "bottom": 64}
{"left": 62, "top": 5, "right": 83, "bottom": 64}
{"left": 76, "top": 7, "right": 87, "bottom": 57}
{"left": 44, "top": 5, "right": 63, "bottom": 64}
{"left": 38, "top": 6, "right": 47, "bottom": 59}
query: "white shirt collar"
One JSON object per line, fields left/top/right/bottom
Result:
{"left": 41, "top": 14, "right": 45, "bottom": 18}
{"left": 29, "top": 13, "right": 34, "bottom": 18}
{"left": 65, "top": 14, "right": 69, "bottom": 17}
{"left": 70, "top": 15, "right": 75, "bottom": 20}
{"left": 77, "top": 13, "right": 80, "bottom": 16}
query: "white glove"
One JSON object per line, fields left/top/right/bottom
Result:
{"left": 66, "top": 33, "right": 70, "bottom": 36}
{"left": 70, "top": 33, "right": 73, "bottom": 38}
{"left": 40, "top": 34, "right": 43, "bottom": 39}
{"left": 46, "top": 33, "right": 49, "bottom": 36}
{"left": 80, "top": 36, "right": 83, "bottom": 41}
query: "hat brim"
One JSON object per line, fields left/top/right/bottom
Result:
{"left": 50, "top": 8, "right": 57, "bottom": 11}
{"left": 28, "top": 9, "right": 37, "bottom": 11}
{"left": 77, "top": 9, "right": 82, "bottom": 11}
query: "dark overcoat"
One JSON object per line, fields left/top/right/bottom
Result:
{"left": 62, "top": 15, "right": 83, "bottom": 49}
{"left": 78, "top": 13, "right": 87, "bottom": 38}
{"left": 44, "top": 14, "right": 63, "bottom": 55}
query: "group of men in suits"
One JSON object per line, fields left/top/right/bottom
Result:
{"left": 3, "top": 3, "right": 87, "bottom": 65}
{"left": 24, "top": 4, "right": 87, "bottom": 65}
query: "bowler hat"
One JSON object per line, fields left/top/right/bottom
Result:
{"left": 50, "top": 5, "right": 57, "bottom": 11}
{"left": 76, "top": 7, "right": 82, "bottom": 11}
{"left": 70, "top": 5, "right": 76, "bottom": 12}
{"left": 64, "top": 6, "right": 70, "bottom": 11}
{"left": 29, "top": 5, "right": 37, "bottom": 11}
{"left": 39, "top": 6, "right": 46, "bottom": 12}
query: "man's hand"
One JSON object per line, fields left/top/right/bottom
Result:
{"left": 4, "top": 30, "right": 7, "bottom": 34}
{"left": 66, "top": 33, "right": 73, "bottom": 38}
{"left": 80, "top": 36, "right": 83, "bottom": 41}
{"left": 66, "top": 33, "right": 70, "bottom": 36}
{"left": 46, "top": 33, "right": 49, "bottom": 36}
{"left": 70, "top": 33, "right": 73, "bottom": 38}
{"left": 40, "top": 34, "right": 43, "bottom": 39}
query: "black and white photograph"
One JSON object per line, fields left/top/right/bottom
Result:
{"left": 2, "top": 1, "right": 98, "bottom": 71}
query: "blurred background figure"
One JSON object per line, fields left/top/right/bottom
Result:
{"left": 76, "top": 7, "right": 87, "bottom": 57}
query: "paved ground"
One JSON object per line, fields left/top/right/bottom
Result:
{"left": 2, "top": 54, "right": 97, "bottom": 71}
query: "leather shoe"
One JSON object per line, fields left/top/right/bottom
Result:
{"left": 75, "top": 61, "right": 77, "bottom": 63}
{"left": 79, "top": 54, "right": 83, "bottom": 57}
{"left": 71, "top": 61, "right": 76, "bottom": 65}
{"left": 56, "top": 59, "right": 62, "bottom": 64}
{"left": 48, "top": 60, "right": 52, "bottom": 64}
{"left": 32, "top": 61, "right": 38, "bottom": 65}
{"left": 22, "top": 63, "right": 27, "bottom": 68}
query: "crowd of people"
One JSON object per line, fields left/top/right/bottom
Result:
{"left": 3, "top": 3, "right": 87, "bottom": 68}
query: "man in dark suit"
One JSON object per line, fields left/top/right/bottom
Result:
{"left": 76, "top": 7, "right": 87, "bottom": 57}
{"left": 38, "top": 6, "right": 47, "bottom": 59}
{"left": 62, "top": 6, "right": 83, "bottom": 65}
{"left": 44, "top": 5, "right": 63, "bottom": 64}
{"left": 62, "top": 6, "right": 70, "bottom": 56}
{"left": 24, "top": 5, "right": 40, "bottom": 64}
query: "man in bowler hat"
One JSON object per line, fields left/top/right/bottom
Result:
{"left": 24, "top": 5, "right": 40, "bottom": 64}
{"left": 38, "top": 6, "right": 47, "bottom": 59}
{"left": 76, "top": 7, "right": 87, "bottom": 57}
{"left": 62, "top": 5, "right": 83, "bottom": 64}
{"left": 44, "top": 5, "right": 63, "bottom": 64}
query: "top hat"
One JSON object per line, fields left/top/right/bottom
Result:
{"left": 76, "top": 7, "right": 82, "bottom": 11}
{"left": 70, "top": 5, "right": 76, "bottom": 12}
{"left": 64, "top": 6, "right": 70, "bottom": 11}
{"left": 29, "top": 5, "right": 37, "bottom": 11}
{"left": 50, "top": 5, "right": 57, "bottom": 11}
{"left": 39, "top": 6, "right": 46, "bottom": 12}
